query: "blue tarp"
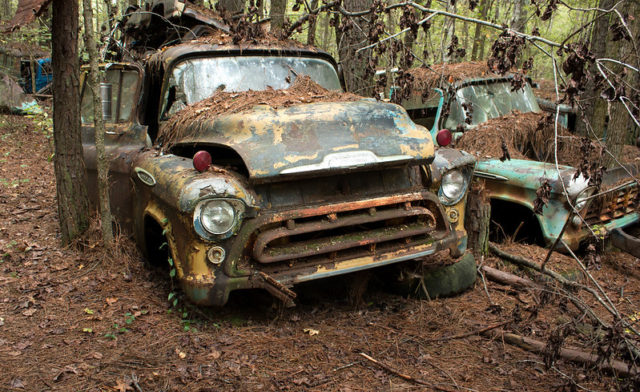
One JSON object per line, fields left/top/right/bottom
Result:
{"left": 21, "top": 57, "right": 52, "bottom": 93}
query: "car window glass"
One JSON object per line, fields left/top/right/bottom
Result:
{"left": 81, "top": 69, "right": 139, "bottom": 124}
{"left": 449, "top": 81, "right": 541, "bottom": 127}
{"left": 119, "top": 71, "right": 138, "bottom": 121}
{"left": 161, "top": 56, "right": 342, "bottom": 118}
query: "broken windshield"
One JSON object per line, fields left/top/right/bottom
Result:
{"left": 445, "top": 81, "right": 540, "bottom": 129}
{"left": 162, "top": 56, "right": 342, "bottom": 117}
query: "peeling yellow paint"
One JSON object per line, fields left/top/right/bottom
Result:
{"left": 188, "top": 241, "right": 211, "bottom": 276}
{"left": 313, "top": 243, "right": 433, "bottom": 275}
{"left": 144, "top": 202, "right": 186, "bottom": 279}
{"left": 272, "top": 125, "right": 285, "bottom": 145}
{"left": 284, "top": 152, "right": 319, "bottom": 164}
{"left": 332, "top": 144, "right": 359, "bottom": 151}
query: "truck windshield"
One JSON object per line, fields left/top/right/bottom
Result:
{"left": 445, "top": 81, "right": 540, "bottom": 128}
{"left": 162, "top": 56, "right": 342, "bottom": 117}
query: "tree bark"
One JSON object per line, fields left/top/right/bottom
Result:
{"left": 576, "top": 0, "right": 615, "bottom": 137}
{"left": 601, "top": 0, "right": 639, "bottom": 167}
{"left": 52, "top": 0, "right": 90, "bottom": 245}
{"left": 1, "top": 0, "right": 10, "bottom": 21}
{"left": 509, "top": 0, "right": 527, "bottom": 33}
{"left": 337, "top": 0, "right": 374, "bottom": 95}
{"left": 465, "top": 181, "right": 491, "bottom": 259}
{"left": 269, "top": 0, "right": 287, "bottom": 33}
{"left": 306, "top": 0, "right": 319, "bottom": 45}
{"left": 217, "top": 0, "right": 244, "bottom": 14}
{"left": 470, "top": 0, "right": 490, "bottom": 60}
{"left": 83, "top": 0, "right": 114, "bottom": 247}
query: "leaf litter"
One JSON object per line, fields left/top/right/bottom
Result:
{"left": 0, "top": 107, "right": 639, "bottom": 391}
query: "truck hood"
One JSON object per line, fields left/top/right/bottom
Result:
{"left": 474, "top": 159, "right": 585, "bottom": 195}
{"left": 166, "top": 100, "right": 434, "bottom": 181}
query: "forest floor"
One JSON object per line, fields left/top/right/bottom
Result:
{"left": 0, "top": 112, "right": 639, "bottom": 392}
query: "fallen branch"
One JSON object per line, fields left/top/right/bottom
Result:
{"left": 488, "top": 243, "right": 571, "bottom": 285}
{"left": 488, "top": 242, "right": 634, "bottom": 334}
{"left": 484, "top": 329, "right": 637, "bottom": 377}
{"left": 358, "top": 352, "right": 456, "bottom": 391}
{"left": 480, "top": 265, "right": 538, "bottom": 289}
{"left": 426, "top": 319, "right": 513, "bottom": 342}
{"left": 480, "top": 265, "right": 608, "bottom": 330}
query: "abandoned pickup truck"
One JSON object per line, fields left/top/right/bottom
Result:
{"left": 398, "top": 62, "right": 639, "bottom": 252}
{"left": 80, "top": 8, "right": 475, "bottom": 306}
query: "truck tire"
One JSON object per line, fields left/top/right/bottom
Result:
{"left": 393, "top": 252, "right": 477, "bottom": 299}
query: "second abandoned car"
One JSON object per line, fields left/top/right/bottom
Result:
{"left": 80, "top": 4, "right": 475, "bottom": 306}
{"left": 398, "top": 62, "right": 639, "bottom": 252}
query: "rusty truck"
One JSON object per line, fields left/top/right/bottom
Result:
{"left": 79, "top": 1, "right": 477, "bottom": 306}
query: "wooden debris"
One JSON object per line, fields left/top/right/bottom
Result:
{"left": 484, "top": 329, "right": 637, "bottom": 377}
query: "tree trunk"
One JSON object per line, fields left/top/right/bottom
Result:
{"left": 217, "top": 0, "right": 244, "bottom": 14}
{"left": 602, "top": 0, "right": 639, "bottom": 167}
{"left": 83, "top": 0, "right": 114, "bottom": 247}
{"left": 269, "top": 0, "right": 287, "bottom": 33}
{"left": 1, "top": 0, "right": 10, "bottom": 20}
{"left": 509, "top": 0, "right": 526, "bottom": 33}
{"left": 336, "top": 0, "right": 374, "bottom": 95}
{"left": 465, "top": 180, "right": 490, "bottom": 259}
{"left": 321, "top": 11, "right": 330, "bottom": 49}
{"left": 52, "top": 0, "right": 90, "bottom": 245}
{"left": 306, "top": 0, "right": 319, "bottom": 45}
{"left": 470, "top": 0, "right": 490, "bottom": 60}
{"left": 576, "top": 0, "right": 614, "bottom": 137}
{"left": 103, "top": 0, "right": 117, "bottom": 37}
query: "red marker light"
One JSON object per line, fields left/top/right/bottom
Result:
{"left": 193, "top": 150, "right": 212, "bottom": 172}
{"left": 436, "top": 129, "right": 452, "bottom": 147}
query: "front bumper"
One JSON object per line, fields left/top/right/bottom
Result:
{"left": 178, "top": 190, "right": 466, "bottom": 306}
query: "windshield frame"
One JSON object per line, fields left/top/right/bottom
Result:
{"left": 157, "top": 49, "right": 344, "bottom": 123}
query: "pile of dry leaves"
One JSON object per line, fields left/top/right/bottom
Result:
{"left": 456, "top": 111, "right": 593, "bottom": 166}
{"left": 406, "top": 62, "right": 502, "bottom": 93}
{"left": 160, "top": 75, "right": 360, "bottom": 144}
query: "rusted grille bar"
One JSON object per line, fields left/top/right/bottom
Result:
{"left": 252, "top": 198, "right": 440, "bottom": 265}
{"left": 585, "top": 185, "right": 639, "bottom": 225}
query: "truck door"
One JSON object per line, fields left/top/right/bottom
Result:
{"left": 81, "top": 64, "right": 148, "bottom": 233}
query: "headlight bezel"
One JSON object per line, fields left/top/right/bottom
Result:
{"left": 439, "top": 168, "right": 471, "bottom": 205}
{"left": 572, "top": 186, "right": 596, "bottom": 213}
{"left": 193, "top": 198, "right": 246, "bottom": 240}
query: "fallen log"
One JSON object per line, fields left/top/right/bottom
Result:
{"left": 426, "top": 318, "right": 513, "bottom": 342}
{"left": 488, "top": 243, "right": 570, "bottom": 285}
{"left": 481, "top": 265, "right": 606, "bottom": 328}
{"left": 480, "top": 265, "right": 539, "bottom": 289}
{"left": 484, "top": 329, "right": 637, "bottom": 377}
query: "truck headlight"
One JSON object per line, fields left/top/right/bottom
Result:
{"left": 199, "top": 200, "right": 237, "bottom": 235}
{"left": 439, "top": 169, "right": 468, "bottom": 205}
{"left": 573, "top": 187, "right": 595, "bottom": 212}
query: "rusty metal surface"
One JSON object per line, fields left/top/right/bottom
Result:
{"left": 402, "top": 72, "right": 640, "bottom": 251}
{"left": 168, "top": 100, "right": 435, "bottom": 181}
{"left": 253, "top": 204, "right": 437, "bottom": 264}
{"left": 2, "top": 0, "right": 52, "bottom": 32}
{"left": 79, "top": 41, "right": 470, "bottom": 306}
{"left": 586, "top": 185, "right": 638, "bottom": 225}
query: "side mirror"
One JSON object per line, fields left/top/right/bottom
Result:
{"left": 100, "top": 82, "right": 113, "bottom": 122}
